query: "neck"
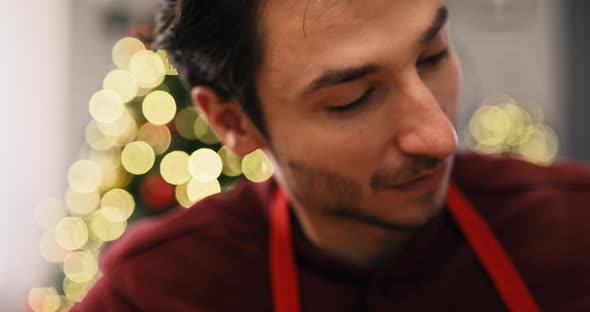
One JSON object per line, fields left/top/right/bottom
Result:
{"left": 290, "top": 204, "right": 414, "bottom": 269}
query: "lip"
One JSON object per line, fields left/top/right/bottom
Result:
{"left": 388, "top": 163, "right": 447, "bottom": 193}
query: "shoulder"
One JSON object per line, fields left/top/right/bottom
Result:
{"left": 452, "top": 152, "right": 590, "bottom": 230}
{"left": 83, "top": 179, "right": 274, "bottom": 310}
{"left": 452, "top": 152, "right": 590, "bottom": 310}
{"left": 101, "top": 179, "right": 273, "bottom": 271}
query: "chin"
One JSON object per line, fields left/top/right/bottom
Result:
{"left": 370, "top": 181, "right": 450, "bottom": 231}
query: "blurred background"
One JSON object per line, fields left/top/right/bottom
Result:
{"left": 1, "top": 0, "right": 588, "bottom": 310}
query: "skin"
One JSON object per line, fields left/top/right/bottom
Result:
{"left": 194, "top": 0, "right": 462, "bottom": 269}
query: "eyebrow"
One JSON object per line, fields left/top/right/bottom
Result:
{"left": 420, "top": 6, "right": 448, "bottom": 46}
{"left": 300, "top": 5, "right": 449, "bottom": 97}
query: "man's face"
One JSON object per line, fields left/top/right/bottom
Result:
{"left": 255, "top": 0, "right": 461, "bottom": 230}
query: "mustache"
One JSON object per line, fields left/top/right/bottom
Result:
{"left": 370, "top": 156, "right": 443, "bottom": 191}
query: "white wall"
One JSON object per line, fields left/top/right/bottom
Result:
{"left": 0, "top": 0, "right": 69, "bottom": 309}
{"left": 448, "top": 0, "right": 566, "bottom": 153}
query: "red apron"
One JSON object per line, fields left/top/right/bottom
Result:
{"left": 269, "top": 183, "right": 541, "bottom": 312}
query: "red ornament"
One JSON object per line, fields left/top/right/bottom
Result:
{"left": 140, "top": 173, "right": 175, "bottom": 210}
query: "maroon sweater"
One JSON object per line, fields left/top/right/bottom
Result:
{"left": 73, "top": 153, "right": 590, "bottom": 311}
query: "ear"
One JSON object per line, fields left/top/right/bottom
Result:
{"left": 191, "top": 86, "right": 265, "bottom": 157}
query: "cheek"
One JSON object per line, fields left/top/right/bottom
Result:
{"left": 435, "top": 55, "right": 462, "bottom": 120}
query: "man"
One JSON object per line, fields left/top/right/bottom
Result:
{"left": 74, "top": 0, "right": 590, "bottom": 311}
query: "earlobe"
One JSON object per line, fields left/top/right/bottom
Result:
{"left": 191, "top": 86, "right": 265, "bottom": 157}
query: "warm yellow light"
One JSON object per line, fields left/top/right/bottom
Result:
{"left": 156, "top": 49, "right": 178, "bottom": 75}
{"left": 160, "top": 151, "right": 191, "bottom": 185}
{"left": 175, "top": 106, "right": 198, "bottom": 140}
{"left": 35, "top": 198, "right": 67, "bottom": 231}
{"left": 67, "top": 160, "right": 103, "bottom": 193}
{"left": 80, "top": 229, "right": 105, "bottom": 252}
{"left": 54, "top": 217, "right": 89, "bottom": 251}
{"left": 186, "top": 178, "right": 221, "bottom": 202}
{"left": 242, "top": 149, "right": 274, "bottom": 182}
{"left": 28, "top": 287, "right": 61, "bottom": 312}
{"left": 65, "top": 188, "right": 99, "bottom": 216}
{"left": 189, "top": 148, "right": 223, "bottom": 182}
{"left": 469, "top": 105, "right": 511, "bottom": 146}
{"left": 218, "top": 146, "right": 243, "bottom": 177}
{"left": 63, "top": 277, "right": 95, "bottom": 303}
{"left": 89, "top": 90, "right": 124, "bottom": 124}
{"left": 142, "top": 90, "right": 177, "bottom": 126}
{"left": 88, "top": 148, "right": 121, "bottom": 172}
{"left": 136, "top": 123, "right": 172, "bottom": 155}
{"left": 90, "top": 209, "right": 127, "bottom": 242}
{"left": 103, "top": 69, "right": 138, "bottom": 102}
{"left": 502, "top": 103, "right": 533, "bottom": 146}
{"left": 100, "top": 188, "right": 135, "bottom": 222}
{"left": 63, "top": 251, "right": 98, "bottom": 284}
{"left": 39, "top": 231, "right": 68, "bottom": 263}
{"left": 129, "top": 50, "right": 166, "bottom": 89}
{"left": 121, "top": 141, "right": 156, "bottom": 175}
{"left": 515, "top": 124, "right": 559, "bottom": 164}
{"left": 193, "top": 115, "right": 220, "bottom": 144}
{"left": 85, "top": 121, "right": 116, "bottom": 151}
{"left": 112, "top": 37, "right": 145, "bottom": 70}
{"left": 175, "top": 182, "right": 196, "bottom": 208}
{"left": 96, "top": 111, "right": 138, "bottom": 146}
{"left": 99, "top": 166, "right": 133, "bottom": 191}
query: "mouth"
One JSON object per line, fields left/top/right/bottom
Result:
{"left": 387, "top": 162, "right": 447, "bottom": 193}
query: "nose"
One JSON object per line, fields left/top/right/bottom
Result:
{"left": 394, "top": 81, "right": 457, "bottom": 160}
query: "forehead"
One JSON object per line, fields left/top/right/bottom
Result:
{"left": 257, "top": 0, "right": 444, "bottom": 96}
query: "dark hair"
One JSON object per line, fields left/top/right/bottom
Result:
{"left": 153, "top": 0, "right": 268, "bottom": 135}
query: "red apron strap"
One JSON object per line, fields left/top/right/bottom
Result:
{"left": 269, "top": 187, "right": 301, "bottom": 312}
{"left": 270, "top": 184, "right": 541, "bottom": 312}
{"left": 448, "top": 183, "right": 540, "bottom": 312}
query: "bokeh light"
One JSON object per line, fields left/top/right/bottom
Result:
{"left": 466, "top": 95, "right": 559, "bottom": 164}
{"left": 188, "top": 148, "right": 223, "bottom": 182}
{"left": 112, "top": 37, "right": 145, "bottom": 70}
{"left": 63, "top": 251, "right": 98, "bottom": 284}
{"left": 90, "top": 209, "right": 127, "bottom": 242}
{"left": 96, "top": 111, "right": 138, "bottom": 147}
{"left": 100, "top": 188, "right": 135, "bottom": 222}
{"left": 67, "top": 160, "right": 103, "bottom": 193}
{"left": 142, "top": 90, "right": 177, "bottom": 126}
{"left": 63, "top": 277, "right": 96, "bottom": 303}
{"left": 175, "top": 106, "right": 198, "bottom": 140}
{"left": 136, "top": 123, "right": 171, "bottom": 155}
{"left": 35, "top": 198, "right": 67, "bottom": 231}
{"left": 88, "top": 90, "right": 124, "bottom": 124}
{"left": 103, "top": 69, "right": 138, "bottom": 102}
{"left": 469, "top": 105, "right": 511, "bottom": 146}
{"left": 121, "top": 141, "right": 156, "bottom": 175}
{"left": 193, "top": 115, "right": 220, "bottom": 144}
{"left": 242, "top": 149, "right": 274, "bottom": 182}
{"left": 39, "top": 231, "right": 68, "bottom": 263}
{"left": 160, "top": 151, "right": 191, "bottom": 185}
{"left": 85, "top": 121, "right": 116, "bottom": 151}
{"left": 80, "top": 229, "right": 105, "bottom": 252}
{"left": 218, "top": 146, "right": 243, "bottom": 177}
{"left": 186, "top": 178, "right": 221, "bottom": 203}
{"left": 175, "top": 182, "right": 196, "bottom": 209}
{"left": 54, "top": 217, "right": 89, "bottom": 251}
{"left": 28, "top": 287, "right": 61, "bottom": 312}
{"left": 65, "top": 188, "right": 99, "bottom": 217}
{"left": 129, "top": 50, "right": 166, "bottom": 89}
{"left": 515, "top": 124, "right": 559, "bottom": 164}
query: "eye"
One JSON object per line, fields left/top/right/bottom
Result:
{"left": 417, "top": 48, "right": 449, "bottom": 67}
{"left": 327, "top": 87, "right": 376, "bottom": 114}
